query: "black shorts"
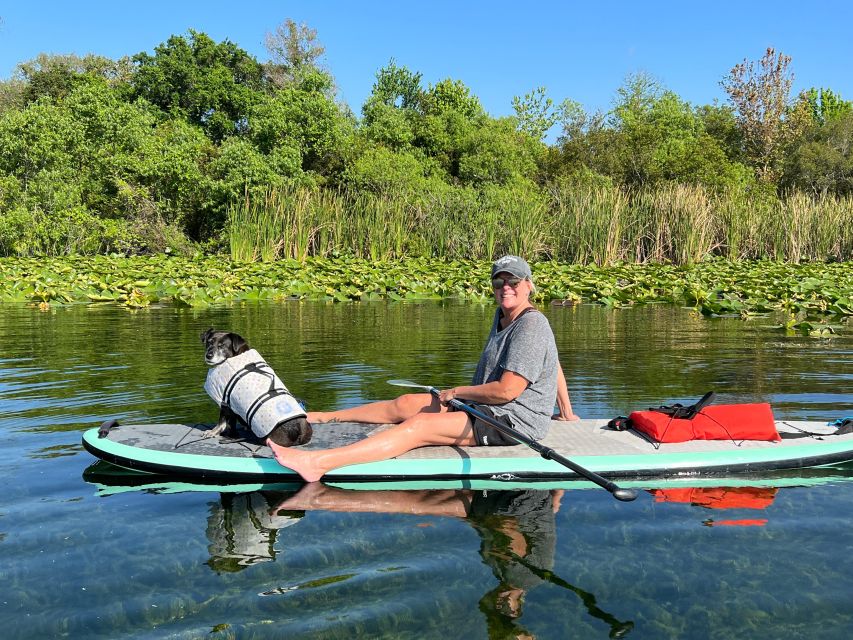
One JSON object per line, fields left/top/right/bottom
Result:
{"left": 468, "top": 405, "right": 522, "bottom": 447}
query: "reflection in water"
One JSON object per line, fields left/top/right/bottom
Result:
{"left": 205, "top": 492, "right": 303, "bottom": 572}
{"left": 467, "top": 490, "right": 633, "bottom": 639}
{"left": 649, "top": 486, "right": 778, "bottom": 510}
{"left": 649, "top": 486, "right": 778, "bottom": 527}
{"left": 470, "top": 490, "right": 558, "bottom": 632}
{"left": 206, "top": 485, "right": 634, "bottom": 639}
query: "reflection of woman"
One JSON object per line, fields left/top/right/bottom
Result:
{"left": 212, "top": 485, "right": 633, "bottom": 637}
{"left": 470, "top": 491, "right": 559, "bottom": 624}
{"left": 274, "top": 484, "right": 561, "bottom": 637}
{"left": 269, "top": 256, "right": 579, "bottom": 481}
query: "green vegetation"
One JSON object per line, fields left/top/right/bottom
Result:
{"left": 1, "top": 256, "right": 849, "bottom": 336}
{"left": 0, "top": 29, "right": 850, "bottom": 263}
{"left": 224, "top": 181, "right": 853, "bottom": 264}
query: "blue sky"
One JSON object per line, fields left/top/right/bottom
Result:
{"left": 1, "top": 1, "right": 851, "bottom": 121}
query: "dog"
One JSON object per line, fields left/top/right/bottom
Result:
{"left": 201, "top": 328, "right": 312, "bottom": 448}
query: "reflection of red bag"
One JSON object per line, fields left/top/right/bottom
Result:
{"left": 650, "top": 486, "right": 778, "bottom": 510}
{"left": 705, "top": 519, "right": 768, "bottom": 527}
{"left": 629, "top": 404, "right": 780, "bottom": 443}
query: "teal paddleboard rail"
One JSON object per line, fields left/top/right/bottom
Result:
{"left": 82, "top": 425, "right": 853, "bottom": 482}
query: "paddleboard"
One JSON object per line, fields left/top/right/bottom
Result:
{"left": 82, "top": 418, "right": 853, "bottom": 483}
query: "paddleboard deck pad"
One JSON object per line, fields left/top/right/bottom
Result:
{"left": 82, "top": 419, "right": 853, "bottom": 483}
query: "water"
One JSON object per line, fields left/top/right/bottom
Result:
{"left": 1, "top": 300, "right": 852, "bottom": 639}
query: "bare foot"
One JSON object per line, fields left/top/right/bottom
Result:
{"left": 267, "top": 440, "right": 326, "bottom": 482}
{"left": 271, "top": 482, "right": 330, "bottom": 512}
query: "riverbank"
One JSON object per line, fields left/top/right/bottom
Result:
{"left": 1, "top": 255, "right": 850, "bottom": 335}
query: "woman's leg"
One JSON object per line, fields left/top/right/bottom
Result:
{"left": 268, "top": 410, "right": 476, "bottom": 482}
{"left": 307, "top": 392, "right": 438, "bottom": 425}
{"left": 272, "top": 485, "right": 471, "bottom": 517}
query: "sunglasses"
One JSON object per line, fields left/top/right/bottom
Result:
{"left": 491, "top": 277, "right": 523, "bottom": 289}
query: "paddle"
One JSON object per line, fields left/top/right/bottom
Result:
{"left": 387, "top": 380, "right": 639, "bottom": 502}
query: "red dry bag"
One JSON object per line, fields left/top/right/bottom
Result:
{"left": 629, "top": 401, "right": 780, "bottom": 443}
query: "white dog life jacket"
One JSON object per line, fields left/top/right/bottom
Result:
{"left": 204, "top": 349, "right": 305, "bottom": 439}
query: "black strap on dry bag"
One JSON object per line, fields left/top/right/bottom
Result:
{"left": 650, "top": 391, "right": 716, "bottom": 420}
{"left": 607, "top": 391, "right": 716, "bottom": 432}
{"left": 607, "top": 416, "right": 632, "bottom": 431}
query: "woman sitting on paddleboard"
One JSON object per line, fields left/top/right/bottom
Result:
{"left": 268, "top": 255, "right": 579, "bottom": 481}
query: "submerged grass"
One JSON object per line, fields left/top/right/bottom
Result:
{"left": 228, "top": 183, "right": 853, "bottom": 266}
{"left": 1, "top": 255, "right": 850, "bottom": 335}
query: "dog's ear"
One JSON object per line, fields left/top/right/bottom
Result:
{"left": 201, "top": 328, "right": 214, "bottom": 344}
{"left": 229, "top": 333, "right": 249, "bottom": 355}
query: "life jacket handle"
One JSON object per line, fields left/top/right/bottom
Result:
{"left": 650, "top": 391, "right": 716, "bottom": 420}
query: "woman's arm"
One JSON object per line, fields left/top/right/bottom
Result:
{"left": 553, "top": 363, "right": 580, "bottom": 421}
{"left": 439, "top": 363, "right": 579, "bottom": 419}
{"left": 438, "top": 370, "right": 529, "bottom": 405}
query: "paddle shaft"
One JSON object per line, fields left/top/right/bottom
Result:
{"left": 429, "top": 388, "right": 638, "bottom": 501}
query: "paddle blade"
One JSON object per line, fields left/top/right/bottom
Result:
{"left": 613, "top": 488, "right": 639, "bottom": 502}
{"left": 387, "top": 379, "right": 434, "bottom": 392}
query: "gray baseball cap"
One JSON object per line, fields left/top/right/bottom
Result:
{"left": 491, "top": 255, "right": 532, "bottom": 279}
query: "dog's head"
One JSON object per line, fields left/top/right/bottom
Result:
{"left": 201, "top": 328, "right": 250, "bottom": 366}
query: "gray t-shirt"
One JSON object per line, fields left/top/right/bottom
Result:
{"left": 471, "top": 308, "right": 559, "bottom": 440}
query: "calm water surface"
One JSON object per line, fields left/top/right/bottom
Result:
{"left": 1, "top": 301, "right": 852, "bottom": 639}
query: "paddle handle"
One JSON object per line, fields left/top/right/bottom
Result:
{"left": 430, "top": 389, "right": 638, "bottom": 502}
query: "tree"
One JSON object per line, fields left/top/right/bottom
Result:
{"left": 696, "top": 103, "right": 744, "bottom": 163}
{"left": 364, "top": 59, "right": 423, "bottom": 113}
{"left": 130, "top": 31, "right": 268, "bottom": 142}
{"left": 264, "top": 19, "right": 327, "bottom": 88}
{"left": 360, "top": 63, "right": 484, "bottom": 181}
{"left": 344, "top": 144, "right": 431, "bottom": 193}
{"left": 720, "top": 47, "right": 800, "bottom": 183}
{"left": 414, "top": 78, "right": 487, "bottom": 180}
{"left": 0, "top": 77, "right": 25, "bottom": 115}
{"left": 248, "top": 70, "right": 347, "bottom": 173}
{"left": 0, "top": 78, "right": 217, "bottom": 245}
{"left": 421, "top": 78, "right": 483, "bottom": 119}
{"left": 552, "top": 104, "right": 620, "bottom": 183}
{"left": 512, "top": 87, "right": 558, "bottom": 141}
{"left": 609, "top": 73, "right": 663, "bottom": 184}
{"left": 457, "top": 117, "right": 539, "bottom": 185}
{"left": 360, "top": 101, "right": 416, "bottom": 150}
{"left": 803, "top": 88, "right": 853, "bottom": 126}
{"left": 783, "top": 110, "right": 853, "bottom": 196}
{"left": 551, "top": 75, "right": 749, "bottom": 190}
{"left": 360, "top": 60, "right": 423, "bottom": 150}
{"left": 13, "top": 53, "right": 135, "bottom": 105}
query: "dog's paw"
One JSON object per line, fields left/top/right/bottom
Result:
{"left": 203, "top": 425, "right": 227, "bottom": 439}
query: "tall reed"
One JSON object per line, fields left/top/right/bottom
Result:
{"left": 227, "top": 186, "right": 319, "bottom": 262}
{"left": 549, "top": 183, "right": 632, "bottom": 265}
{"left": 415, "top": 186, "right": 480, "bottom": 258}
{"left": 345, "top": 192, "right": 415, "bottom": 260}
{"left": 228, "top": 182, "right": 853, "bottom": 264}
{"left": 478, "top": 182, "right": 550, "bottom": 259}
{"left": 633, "top": 184, "right": 719, "bottom": 264}
{"left": 774, "top": 192, "right": 852, "bottom": 262}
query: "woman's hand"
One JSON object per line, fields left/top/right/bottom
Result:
{"left": 439, "top": 374, "right": 528, "bottom": 406}
{"left": 438, "top": 388, "right": 458, "bottom": 405}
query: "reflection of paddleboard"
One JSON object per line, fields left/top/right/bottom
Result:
{"left": 82, "top": 419, "right": 853, "bottom": 483}
{"left": 82, "top": 459, "right": 853, "bottom": 498}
